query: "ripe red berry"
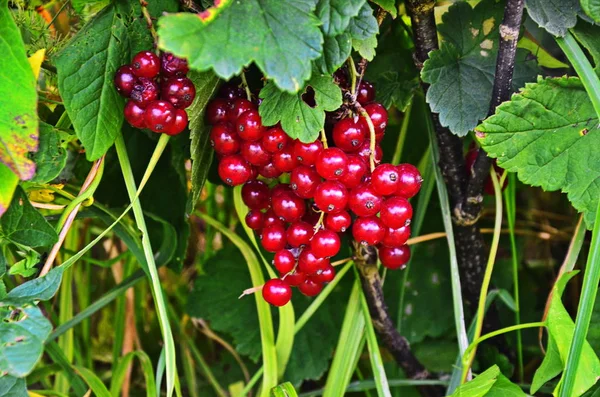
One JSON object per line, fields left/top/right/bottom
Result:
{"left": 363, "top": 103, "right": 388, "bottom": 139}
{"left": 348, "top": 184, "right": 382, "bottom": 217}
{"left": 227, "top": 98, "right": 256, "bottom": 122}
{"left": 298, "top": 249, "right": 328, "bottom": 274}
{"left": 272, "top": 146, "right": 299, "bottom": 173}
{"left": 114, "top": 65, "right": 137, "bottom": 97}
{"left": 379, "top": 245, "right": 411, "bottom": 270}
{"left": 272, "top": 192, "right": 306, "bottom": 222}
{"left": 382, "top": 225, "right": 411, "bottom": 248}
{"left": 293, "top": 140, "right": 323, "bottom": 165}
{"left": 313, "top": 264, "right": 335, "bottom": 283}
{"left": 371, "top": 164, "right": 400, "bottom": 196}
{"left": 311, "top": 229, "right": 341, "bottom": 258}
{"left": 131, "top": 78, "right": 159, "bottom": 108}
{"left": 206, "top": 99, "right": 230, "bottom": 125}
{"left": 210, "top": 122, "right": 241, "bottom": 155}
{"left": 218, "top": 154, "right": 252, "bottom": 186}
{"left": 160, "top": 52, "right": 189, "bottom": 77}
{"left": 261, "top": 224, "right": 287, "bottom": 252}
{"left": 165, "top": 109, "right": 188, "bottom": 136}
{"left": 263, "top": 209, "right": 285, "bottom": 228}
{"left": 258, "top": 161, "right": 282, "bottom": 179}
{"left": 352, "top": 216, "right": 385, "bottom": 246}
{"left": 124, "top": 101, "right": 146, "bottom": 129}
{"left": 245, "top": 209, "right": 264, "bottom": 230}
{"left": 144, "top": 100, "right": 175, "bottom": 133}
{"left": 131, "top": 51, "right": 160, "bottom": 78}
{"left": 314, "top": 181, "right": 348, "bottom": 213}
{"left": 262, "top": 278, "right": 292, "bottom": 306}
{"left": 298, "top": 278, "right": 323, "bottom": 297}
{"left": 270, "top": 183, "right": 292, "bottom": 199}
{"left": 241, "top": 141, "right": 271, "bottom": 166}
{"left": 262, "top": 125, "right": 291, "bottom": 153}
{"left": 273, "top": 250, "right": 296, "bottom": 274}
{"left": 356, "top": 80, "right": 375, "bottom": 104}
{"left": 236, "top": 110, "right": 265, "bottom": 141}
{"left": 316, "top": 148, "right": 348, "bottom": 180}
{"left": 161, "top": 77, "right": 196, "bottom": 109}
{"left": 396, "top": 164, "right": 422, "bottom": 198}
{"left": 324, "top": 210, "right": 352, "bottom": 232}
{"left": 241, "top": 180, "right": 270, "bottom": 210}
{"left": 357, "top": 142, "right": 383, "bottom": 165}
{"left": 340, "top": 155, "right": 368, "bottom": 189}
{"left": 332, "top": 118, "right": 367, "bottom": 152}
{"left": 380, "top": 196, "right": 413, "bottom": 228}
{"left": 287, "top": 221, "right": 313, "bottom": 247}
{"left": 290, "top": 166, "right": 320, "bottom": 198}
{"left": 282, "top": 270, "right": 306, "bottom": 287}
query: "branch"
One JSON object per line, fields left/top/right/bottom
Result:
{"left": 354, "top": 243, "right": 444, "bottom": 397}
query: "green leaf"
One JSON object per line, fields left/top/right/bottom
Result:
{"left": 259, "top": 74, "right": 342, "bottom": 143}
{"left": 571, "top": 20, "right": 600, "bottom": 74}
{"left": 74, "top": 366, "right": 112, "bottom": 397}
{"left": 5, "top": 266, "right": 64, "bottom": 303}
{"left": 347, "top": 2, "right": 378, "bottom": 40}
{"left": 352, "top": 35, "right": 378, "bottom": 61}
{"left": 0, "top": 186, "right": 57, "bottom": 247}
{"left": 271, "top": 382, "right": 298, "bottom": 397}
{"left": 517, "top": 36, "right": 569, "bottom": 69}
{"left": 0, "top": 163, "right": 18, "bottom": 218}
{"left": 582, "top": 0, "right": 600, "bottom": 22}
{"left": 524, "top": 0, "right": 581, "bottom": 37}
{"left": 316, "top": 0, "right": 365, "bottom": 36}
{"left": 0, "top": 376, "right": 27, "bottom": 397}
{"left": 315, "top": 34, "right": 352, "bottom": 74}
{"left": 450, "top": 365, "right": 526, "bottom": 397}
{"left": 371, "top": 71, "right": 418, "bottom": 111}
{"left": 186, "top": 70, "right": 220, "bottom": 214}
{"left": 30, "top": 122, "right": 69, "bottom": 184}
{"left": 158, "top": 0, "right": 323, "bottom": 93}
{"left": 531, "top": 333, "right": 562, "bottom": 394}
{"left": 371, "top": 0, "right": 396, "bottom": 18}
{"left": 0, "top": 0, "right": 38, "bottom": 180}
{"left": 477, "top": 77, "right": 600, "bottom": 228}
{"left": 55, "top": 4, "right": 129, "bottom": 160}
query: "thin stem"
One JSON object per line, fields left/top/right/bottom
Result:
{"left": 139, "top": 0, "right": 158, "bottom": 47}
{"left": 348, "top": 57, "right": 358, "bottom": 96}
{"left": 240, "top": 72, "right": 253, "bottom": 101}
{"left": 355, "top": 104, "right": 377, "bottom": 171}
{"left": 320, "top": 129, "right": 329, "bottom": 149}
{"left": 391, "top": 101, "right": 412, "bottom": 165}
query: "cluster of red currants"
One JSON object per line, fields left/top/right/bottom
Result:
{"left": 114, "top": 51, "right": 196, "bottom": 136}
{"left": 205, "top": 78, "right": 422, "bottom": 307}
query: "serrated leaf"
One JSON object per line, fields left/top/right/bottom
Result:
{"left": 477, "top": 77, "right": 600, "bottom": 228}
{"left": 30, "top": 122, "right": 68, "bottom": 184}
{"left": 315, "top": 34, "right": 352, "bottom": 74}
{"left": 371, "top": 0, "right": 396, "bottom": 18}
{"left": 347, "top": 2, "right": 378, "bottom": 40}
{"left": 0, "top": 187, "right": 57, "bottom": 247}
{"left": 524, "top": 0, "right": 580, "bottom": 37}
{"left": 422, "top": 0, "right": 539, "bottom": 136}
{"left": 582, "top": 0, "right": 600, "bottom": 21}
{"left": 259, "top": 74, "right": 342, "bottom": 143}
{"left": 158, "top": 0, "right": 323, "bottom": 93}
{"left": 571, "top": 20, "right": 600, "bottom": 74}
{"left": 352, "top": 35, "right": 378, "bottom": 61}
{"left": 0, "top": 0, "right": 38, "bottom": 180}
{"left": 0, "top": 376, "right": 27, "bottom": 397}
{"left": 371, "top": 71, "right": 418, "bottom": 111}
{"left": 186, "top": 70, "right": 220, "bottom": 214}
{"left": 316, "top": 0, "right": 365, "bottom": 36}
{"left": 56, "top": 5, "right": 129, "bottom": 160}
{"left": 0, "top": 163, "right": 18, "bottom": 218}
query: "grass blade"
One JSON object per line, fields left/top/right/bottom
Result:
{"left": 73, "top": 366, "right": 111, "bottom": 397}
{"left": 110, "top": 351, "right": 157, "bottom": 397}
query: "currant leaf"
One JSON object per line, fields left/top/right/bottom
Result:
{"left": 259, "top": 74, "right": 342, "bottom": 143}
{"left": 582, "top": 0, "right": 600, "bottom": 22}
{"left": 371, "top": 0, "right": 397, "bottom": 18}
{"left": 315, "top": 33, "right": 352, "bottom": 74}
{"left": 30, "top": 123, "right": 69, "bottom": 184}
{"left": 352, "top": 35, "right": 377, "bottom": 61}
{"left": 477, "top": 77, "right": 600, "bottom": 228}
{"left": 316, "top": 0, "right": 365, "bottom": 37}
{"left": 347, "top": 2, "right": 378, "bottom": 40}
{"left": 524, "top": 0, "right": 581, "bottom": 37}
{"left": 158, "top": 0, "right": 323, "bottom": 93}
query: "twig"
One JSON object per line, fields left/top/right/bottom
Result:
{"left": 139, "top": 0, "right": 158, "bottom": 48}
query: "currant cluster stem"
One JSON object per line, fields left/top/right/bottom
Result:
{"left": 139, "top": 0, "right": 158, "bottom": 47}
{"left": 356, "top": 104, "right": 377, "bottom": 172}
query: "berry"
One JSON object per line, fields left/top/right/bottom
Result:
{"left": 313, "top": 264, "right": 335, "bottom": 283}
{"left": 262, "top": 125, "right": 291, "bottom": 153}
{"left": 298, "top": 249, "right": 328, "bottom": 274}
{"left": 206, "top": 98, "right": 230, "bottom": 125}
{"left": 371, "top": 164, "right": 400, "bottom": 196}
{"left": 332, "top": 118, "right": 367, "bottom": 152}
{"left": 282, "top": 270, "right": 306, "bottom": 287}
{"left": 348, "top": 184, "right": 382, "bottom": 217}
{"left": 219, "top": 83, "right": 246, "bottom": 100}
{"left": 160, "top": 52, "right": 189, "bottom": 77}
{"left": 165, "top": 109, "right": 188, "bottom": 136}
{"left": 236, "top": 110, "right": 265, "bottom": 141}
{"left": 380, "top": 197, "right": 413, "bottom": 228}
{"left": 287, "top": 221, "right": 313, "bottom": 247}
{"left": 270, "top": 183, "right": 292, "bottom": 199}
{"left": 114, "top": 65, "right": 137, "bottom": 97}
{"left": 272, "top": 192, "right": 306, "bottom": 222}
{"left": 356, "top": 80, "right": 375, "bottom": 104}
{"left": 396, "top": 164, "right": 422, "bottom": 198}
{"left": 379, "top": 245, "right": 411, "bottom": 270}
{"left": 352, "top": 216, "right": 385, "bottom": 246}
{"left": 131, "top": 78, "right": 159, "bottom": 108}
{"left": 144, "top": 100, "right": 175, "bottom": 133}
{"left": 357, "top": 142, "right": 383, "bottom": 165}
{"left": 218, "top": 154, "right": 252, "bottom": 186}
{"left": 241, "top": 141, "right": 271, "bottom": 166}
{"left": 131, "top": 51, "right": 160, "bottom": 78}
{"left": 298, "top": 278, "right": 323, "bottom": 296}
{"left": 270, "top": 146, "right": 297, "bottom": 173}
{"left": 161, "top": 77, "right": 196, "bottom": 109}
{"left": 262, "top": 278, "right": 292, "bottom": 306}
{"left": 290, "top": 166, "right": 320, "bottom": 198}
{"left": 382, "top": 225, "right": 411, "bottom": 248}
{"left": 273, "top": 250, "right": 296, "bottom": 274}
{"left": 363, "top": 103, "right": 388, "bottom": 139}
{"left": 314, "top": 181, "right": 348, "bottom": 213}
{"left": 294, "top": 140, "right": 323, "bottom": 165}
{"left": 241, "top": 180, "right": 270, "bottom": 210}
{"left": 227, "top": 98, "right": 255, "bottom": 122}
{"left": 258, "top": 161, "right": 282, "bottom": 179}
{"left": 316, "top": 148, "right": 348, "bottom": 180}
{"left": 124, "top": 101, "right": 146, "bottom": 129}
{"left": 324, "top": 210, "right": 351, "bottom": 232}
{"left": 311, "top": 229, "right": 341, "bottom": 258}
{"left": 261, "top": 224, "right": 287, "bottom": 252}
{"left": 340, "top": 155, "right": 368, "bottom": 189}
{"left": 263, "top": 209, "right": 285, "bottom": 228}
{"left": 210, "top": 122, "right": 241, "bottom": 155}
{"left": 245, "top": 209, "right": 264, "bottom": 230}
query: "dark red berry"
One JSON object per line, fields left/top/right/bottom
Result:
{"left": 298, "top": 278, "right": 323, "bottom": 297}
{"left": 298, "top": 249, "right": 328, "bottom": 274}
{"left": 270, "top": 183, "right": 292, "bottom": 200}
{"left": 313, "top": 264, "right": 335, "bottom": 283}
{"left": 274, "top": 250, "right": 296, "bottom": 274}
{"left": 144, "top": 100, "right": 175, "bottom": 133}
{"left": 236, "top": 110, "right": 265, "bottom": 141}
{"left": 165, "top": 109, "right": 188, "bottom": 136}
{"left": 131, "top": 51, "right": 160, "bottom": 78}
{"left": 357, "top": 142, "right": 383, "bottom": 165}
{"left": 219, "top": 83, "right": 246, "bottom": 100}
{"left": 272, "top": 192, "right": 306, "bottom": 223}
{"left": 290, "top": 166, "right": 320, "bottom": 198}
{"left": 311, "top": 229, "right": 341, "bottom": 258}
{"left": 363, "top": 103, "right": 388, "bottom": 140}
{"left": 371, "top": 164, "right": 400, "bottom": 196}
{"left": 332, "top": 118, "right": 367, "bottom": 152}
{"left": 380, "top": 196, "right": 412, "bottom": 228}
{"left": 379, "top": 245, "right": 411, "bottom": 270}
{"left": 316, "top": 148, "right": 348, "bottom": 180}
{"left": 131, "top": 78, "right": 159, "bottom": 108}
{"left": 227, "top": 98, "right": 256, "bottom": 122}
{"left": 302, "top": 205, "right": 322, "bottom": 226}
{"left": 241, "top": 180, "right": 270, "bottom": 210}
{"left": 324, "top": 211, "right": 351, "bottom": 233}
{"left": 258, "top": 161, "right": 282, "bottom": 179}
{"left": 286, "top": 221, "right": 313, "bottom": 247}
{"left": 262, "top": 125, "right": 291, "bottom": 153}
{"left": 241, "top": 141, "right": 271, "bottom": 166}
{"left": 114, "top": 65, "right": 137, "bottom": 97}
{"left": 263, "top": 209, "right": 285, "bottom": 228}
{"left": 273, "top": 146, "right": 299, "bottom": 173}
{"left": 382, "top": 225, "right": 411, "bottom": 248}
{"left": 245, "top": 209, "right": 264, "bottom": 230}
{"left": 218, "top": 154, "right": 252, "bottom": 186}
{"left": 352, "top": 216, "right": 385, "bottom": 246}
{"left": 282, "top": 270, "right": 306, "bottom": 287}
{"left": 210, "top": 122, "right": 241, "bottom": 155}
{"left": 261, "top": 224, "right": 287, "bottom": 252}
{"left": 206, "top": 99, "right": 230, "bottom": 125}
{"left": 160, "top": 52, "right": 189, "bottom": 77}
{"left": 348, "top": 184, "right": 382, "bottom": 217}
{"left": 161, "top": 77, "right": 196, "bottom": 109}
{"left": 124, "top": 101, "right": 146, "bottom": 129}
{"left": 293, "top": 140, "right": 323, "bottom": 166}
{"left": 314, "top": 181, "right": 348, "bottom": 213}
{"left": 396, "top": 164, "right": 422, "bottom": 198}
{"left": 340, "top": 155, "right": 368, "bottom": 189}
{"left": 356, "top": 80, "right": 375, "bottom": 104}
{"left": 262, "top": 278, "right": 292, "bottom": 306}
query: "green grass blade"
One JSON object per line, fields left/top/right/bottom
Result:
{"left": 299, "top": 379, "right": 450, "bottom": 397}
{"left": 73, "top": 366, "right": 111, "bottom": 397}
{"left": 271, "top": 382, "right": 299, "bottom": 397}
{"left": 110, "top": 351, "right": 157, "bottom": 397}
{"left": 54, "top": 266, "right": 74, "bottom": 393}
{"left": 45, "top": 341, "right": 87, "bottom": 396}
{"left": 391, "top": 100, "right": 413, "bottom": 165}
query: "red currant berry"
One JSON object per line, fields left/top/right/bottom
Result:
{"left": 332, "top": 118, "right": 367, "bottom": 152}
{"left": 282, "top": 270, "right": 306, "bottom": 287}
{"left": 241, "top": 180, "right": 270, "bottom": 210}
{"left": 245, "top": 209, "right": 264, "bottom": 230}
{"left": 210, "top": 122, "right": 241, "bottom": 155}
{"left": 160, "top": 52, "right": 189, "bottom": 77}
{"left": 261, "top": 224, "right": 287, "bottom": 252}
{"left": 236, "top": 110, "right": 265, "bottom": 141}
{"left": 270, "top": 183, "right": 292, "bottom": 199}
{"left": 131, "top": 78, "right": 159, "bottom": 108}
{"left": 241, "top": 140, "right": 271, "bottom": 166}
{"left": 262, "top": 125, "right": 291, "bottom": 153}
{"left": 363, "top": 103, "right": 388, "bottom": 139}
{"left": 348, "top": 184, "right": 382, "bottom": 217}
{"left": 298, "top": 278, "right": 323, "bottom": 297}
{"left": 316, "top": 148, "right": 348, "bottom": 180}
{"left": 227, "top": 98, "right": 256, "bottom": 122}
{"left": 314, "top": 181, "right": 348, "bottom": 213}
{"left": 293, "top": 140, "right": 323, "bottom": 166}
{"left": 286, "top": 221, "right": 313, "bottom": 247}
{"left": 272, "top": 146, "right": 299, "bottom": 173}
{"left": 131, "top": 51, "right": 160, "bottom": 78}
{"left": 161, "top": 77, "right": 196, "bottom": 109}
{"left": 263, "top": 209, "right": 285, "bottom": 228}
{"left": 352, "top": 216, "right": 385, "bottom": 246}
{"left": 340, "top": 155, "right": 368, "bottom": 189}
{"left": 273, "top": 250, "right": 296, "bottom": 274}
{"left": 396, "top": 164, "right": 423, "bottom": 198}
{"left": 124, "top": 101, "right": 146, "bottom": 129}
{"left": 218, "top": 154, "right": 252, "bottom": 186}
{"left": 164, "top": 109, "right": 188, "bottom": 136}
{"left": 356, "top": 80, "right": 375, "bottom": 104}
{"left": 357, "top": 142, "right": 383, "bottom": 165}
{"left": 219, "top": 83, "right": 246, "bottom": 100}
{"left": 290, "top": 166, "right": 320, "bottom": 198}
{"left": 298, "top": 249, "right": 328, "bottom": 274}
{"left": 258, "top": 161, "right": 282, "bottom": 179}
{"left": 272, "top": 192, "right": 306, "bottom": 223}
{"left": 262, "top": 278, "right": 292, "bottom": 306}
{"left": 380, "top": 196, "right": 413, "bottom": 228}
{"left": 144, "top": 100, "right": 175, "bottom": 133}
{"left": 382, "top": 225, "right": 411, "bottom": 248}
{"left": 371, "top": 164, "right": 400, "bottom": 196}
{"left": 114, "top": 65, "right": 137, "bottom": 97}
{"left": 324, "top": 210, "right": 351, "bottom": 232}
{"left": 313, "top": 264, "right": 335, "bottom": 283}
{"left": 379, "top": 245, "right": 411, "bottom": 270}
{"left": 206, "top": 99, "right": 230, "bottom": 125}
{"left": 311, "top": 229, "right": 341, "bottom": 258}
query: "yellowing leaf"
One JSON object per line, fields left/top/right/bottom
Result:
{"left": 28, "top": 49, "right": 46, "bottom": 80}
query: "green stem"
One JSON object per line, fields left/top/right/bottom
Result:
{"left": 114, "top": 134, "right": 177, "bottom": 397}
{"left": 348, "top": 57, "right": 358, "bottom": 95}
{"left": 555, "top": 30, "right": 600, "bottom": 397}
{"left": 391, "top": 100, "right": 412, "bottom": 165}
{"left": 240, "top": 72, "right": 253, "bottom": 101}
